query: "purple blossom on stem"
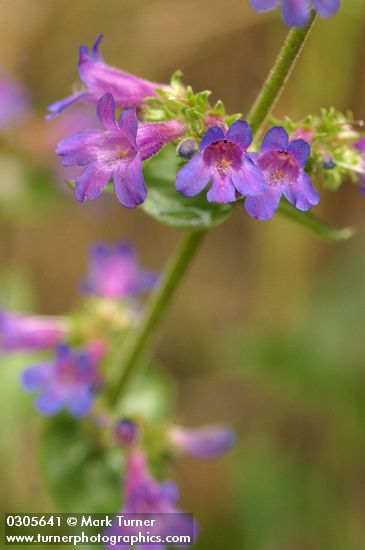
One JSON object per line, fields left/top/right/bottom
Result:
{"left": 56, "top": 93, "right": 185, "bottom": 206}
{"left": 82, "top": 242, "right": 158, "bottom": 299}
{"left": 176, "top": 121, "right": 266, "bottom": 203}
{"left": 169, "top": 425, "right": 235, "bottom": 459}
{"left": 0, "top": 312, "right": 67, "bottom": 351}
{"left": 249, "top": 0, "right": 340, "bottom": 28}
{"left": 245, "top": 126, "right": 319, "bottom": 220}
{"left": 114, "top": 419, "right": 139, "bottom": 446}
{"left": 21, "top": 343, "right": 104, "bottom": 418}
{"left": 48, "top": 35, "right": 169, "bottom": 118}
{"left": 105, "top": 450, "right": 198, "bottom": 550}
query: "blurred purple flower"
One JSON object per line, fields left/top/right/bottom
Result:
{"left": 105, "top": 450, "right": 198, "bottom": 550}
{"left": 21, "top": 343, "right": 103, "bottom": 418}
{"left": 82, "top": 242, "right": 158, "bottom": 299}
{"left": 249, "top": 0, "right": 340, "bottom": 27}
{"left": 56, "top": 93, "right": 185, "bottom": 206}
{"left": 0, "top": 71, "right": 29, "bottom": 130}
{"left": 176, "top": 121, "right": 266, "bottom": 203}
{"left": 353, "top": 137, "right": 365, "bottom": 188}
{"left": 114, "top": 419, "right": 139, "bottom": 446}
{"left": 0, "top": 312, "right": 67, "bottom": 351}
{"left": 48, "top": 34, "right": 169, "bottom": 118}
{"left": 245, "top": 126, "right": 319, "bottom": 220}
{"left": 169, "top": 425, "right": 235, "bottom": 459}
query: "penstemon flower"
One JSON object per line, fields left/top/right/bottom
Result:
{"left": 47, "top": 35, "right": 169, "bottom": 118}
{"left": 249, "top": 0, "right": 340, "bottom": 28}
{"left": 0, "top": 311, "right": 67, "bottom": 351}
{"left": 244, "top": 126, "right": 319, "bottom": 220}
{"left": 21, "top": 343, "right": 104, "bottom": 418}
{"left": 82, "top": 242, "right": 158, "bottom": 300}
{"left": 176, "top": 121, "right": 266, "bottom": 203}
{"left": 169, "top": 425, "right": 235, "bottom": 459}
{"left": 56, "top": 93, "right": 185, "bottom": 206}
{"left": 106, "top": 450, "right": 197, "bottom": 549}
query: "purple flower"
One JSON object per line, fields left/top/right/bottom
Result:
{"left": 0, "top": 312, "right": 67, "bottom": 351}
{"left": 82, "top": 242, "right": 158, "bottom": 299}
{"left": 48, "top": 35, "right": 169, "bottom": 118}
{"left": 245, "top": 126, "right": 319, "bottom": 220}
{"left": 21, "top": 344, "right": 103, "bottom": 418}
{"left": 114, "top": 419, "right": 139, "bottom": 446}
{"left": 56, "top": 93, "right": 185, "bottom": 206}
{"left": 105, "top": 450, "right": 198, "bottom": 550}
{"left": 0, "top": 70, "right": 29, "bottom": 130}
{"left": 249, "top": 0, "right": 340, "bottom": 27}
{"left": 176, "top": 121, "right": 266, "bottom": 203}
{"left": 169, "top": 425, "right": 235, "bottom": 459}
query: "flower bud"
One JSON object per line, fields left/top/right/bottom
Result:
{"left": 114, "top": 418, "right": 138, "bottom": 446}
{"left": 177, "top": 138, "right": 198, "bottom": 160}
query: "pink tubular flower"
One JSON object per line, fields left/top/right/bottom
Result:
{"left": 169, "top": 425, "right": 235, "bottom": 459}
{"left": 105, "top": 450, "right": 198, "bottom": 550}
{"left": 0, "top": 311, "right": 67, "bottom": 351}
{"left": 48, "top": 35, "right": 169, "bottom": 118}
{"left": 56, "top": 93, "right": 185, "bottom": 206}
{"left": 82, "top": 241, "right": 158, "bottom": 299}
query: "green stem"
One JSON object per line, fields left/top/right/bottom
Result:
{"left": 112, "top": 17, "right": 316, "bottom": 404}
{"left": 247, "top": 12, "right": 316, "bottom": 136}
{"left": 110, "top": 230, "right": 206, "bottom": 404}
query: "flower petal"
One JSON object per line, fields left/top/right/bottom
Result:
{"left": 244, "top": 187, "right": 282, "bottom": 220}
{"left": 35, "top": 391, "right": 64, "bottom": 416}
{"left": 113, "top": 155, "right": 147, "bottom": 208}
{"left": 66, "top": 387, "right": 93, "bottom": 418}
{"left": 176, "top": 154, "right": 211, "bottom": 197}
{"left": 312, "top": 0, "right": 340, "bottom": 17}
{"left": 226, "top": 120, "right": 252, "bottom": 149}
{"left": 287, "top": 139, "right": 310, "bottom": 168}
{"left": 75, "top": 162, "right": 112, "bottom": 202}
{"left": 21, "top": 364, "right": 52, "bottom": 391}
{"left": 96, "top": 93, "right": 117, "bottom": 130}
{"left": 207, "top": 173, "right": 236, "bottom": 203}
{"left": 47, "top": 92, "right": 89, "bottom": 119}
{"left": 283, "top": 172, "right": 320, "bottom": 210}
{"left": 260, "top": 126, "right": 289, "bottom": 153}
{"left": 200, "top": 126, "right": 225, "bottom": 151}
{"left": 118, "top": 108, "right": 138, "bottom": 149}
{"left": 231, "top": 154, "right": 266, "bottom": 197}
{"left": 56, "top": 129, "right": 104, "bottom": 166}
{"left": 282, "top": 0, "right": 310, "bottom": 27}
{"left": 249, "top": 0, "right": 279, "bottom": 11}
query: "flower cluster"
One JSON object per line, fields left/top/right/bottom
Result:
{"left": 1, "top": 242, "right": 157, "bottom": 417}
{"left": 249, "top": 0, "right": 340, "bottom": 28}
{"left": 52, "top": 35, "right": 320, "bottom": 220}
{"left": 275, "top": 108, "right": 365, "bottom": 192}
{"left": 3, "top": 241, "right": 235, "bottom": 549}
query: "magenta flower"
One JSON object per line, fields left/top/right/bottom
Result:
{"left": 48, "top": 35, "right": 169, "bottom": 118}
{"left": 176, "top": 121, "right": 266, "bottom": 203}
{"left": 21, "top": 344, "right": 103, "bottom": 418}
{"left": 169, "top": 425, "right": 235, "bottom": 459}
{"left": 0, "top": 312, "right": 67, "bottom": 351}
{"left": 244, "top": 126, "right": 319, "bottom": 220}
{"left": 249, "top": 0, "right": 340, "bottom": 27}
{"left": 83, "top": 242, "right": 158, "bottom": 299}
{"left": 105, "top": 450, "right": 197, "bottom": 550}
{"left": 56, "top": 93, "right": 185, "bottom": 206}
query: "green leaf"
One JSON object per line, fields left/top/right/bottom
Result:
{"left": 142, "top": 145, "right": 233, "bottom": 229}
{"left": 41, "top": 416, "right": 122, "bottom": 512}
{"left": 278, "top": 199, "right": 355, "bottom": 242}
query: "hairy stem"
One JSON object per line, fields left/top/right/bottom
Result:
{"left": 112, "top": 16, "right": 316, "bottom": 403}
{"left": 247, "top": 12, "right": 316, "bottom": 136}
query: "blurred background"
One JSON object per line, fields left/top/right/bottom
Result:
{"left": 1, "top": 1, "right": 365, "bottom": 548}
